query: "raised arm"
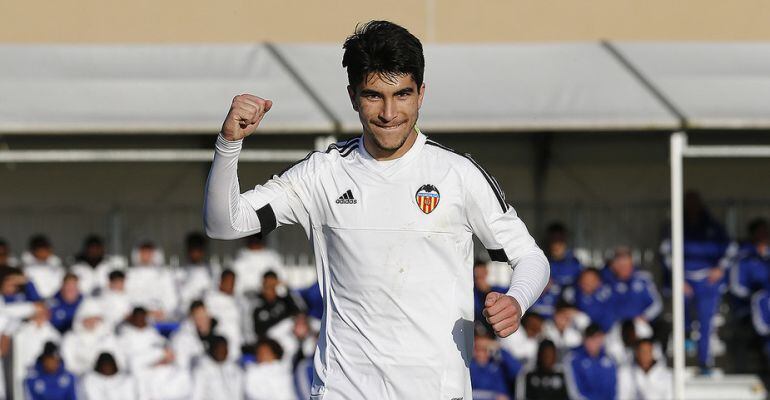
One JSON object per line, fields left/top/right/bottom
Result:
{"left": 204, "top": 94, "right": 272, "bottom": 240}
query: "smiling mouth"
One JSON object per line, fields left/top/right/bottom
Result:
{"left": 373, "top": 121, "right": 405, "bottom": 130}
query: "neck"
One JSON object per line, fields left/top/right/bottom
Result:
{"left": 363, "top": 127, "right": 418, "bottom": 161}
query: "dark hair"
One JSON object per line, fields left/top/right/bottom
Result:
{"left": 536, "top": 339, "right": 557, "bottom": 370}
{"left": 584, "top": 323, "right": 603, "bottom": 338}
{"left": 748, "top": 218, "right": 768, "bottom": 237}
{"left": 82, "top": 235, "right": 104, "bottom": 248}
{"left": 62, "top": 273, "right": 79, "bottom": 283}
{"left": 108, "top": 270, "right": 125, "bottom": 281}
{"left": 221, "top": 269, "right": 235, "bottom": 280}
{"left": 546, "top": 222, "right": 567, "bottom": 236}
{"left": 521, "top": 312, "right": 544, "bottom": 328}
{"left": 207, "top": 335, "right": 228, "bottom": 357}
{"left": 554, "top": 299, "right": 575, "bottom": 313}
{"left": 342, "top": 20, "right": 425, "bottom": 91}
{"left": 189, "top": 299, "right": 205, "bottom": 314}
{"left": 94, "top": 352, "right": 118, "bottom": 373}
{"left": 634, "top": 338, "right": 655, "bottom": 349}
{"left": 29, "top": 234, "right": 51, "bottom": 251}
{"left": 0, "top": 238, "right": 8, "bottom": 249}
{"left": 579, "top": 267, "right": 601, "bottom": 280}
{"left": 185, "top": 232, "right": 207, "bottom": 251}
{"left": 256, "top": 337, "right": 284, "bottom": 360}
{"left": 263, "top": 270, "right": 278, "bottom": 280}
{"left": 473, "top": 259, "right": 488, "bottom": 268}
{"left": 138, "top": 240, "right": 155, "bottom": 250}
{"left": 245, "top": 233, "right": 265, "bottom": 247}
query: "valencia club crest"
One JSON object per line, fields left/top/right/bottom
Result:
{"left": 415, "top": 184, "right": 440, "bottom": 214}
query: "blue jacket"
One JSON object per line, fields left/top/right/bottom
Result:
{"left": 24, "top": 362, "right": 78, "bottom": 400}
{"left": 3, "top": 282, "right": 42, "bottom": 303}
{"left": 297, "top": 282, "right": 324, "bottom": 320}
{"left": 752, "top": 290, "right": 770, "bottom": 337}
{"left": 564, "top": 346, "right": 617, "bottom": 400}
{"left": 529, "top": 282, "right": 562, "bottom": 319}
{"left": 731, "top": 245, "right": 770, "bottom": 299}
{"left": 470, "top": 348, "right": 522, "bottom": 399}
{"left": 549, "top": 251, "right": 583, "bottom": 287}
{"left": 661, "top": 214, "right": 730, "bottom": 280}
{"left": 602, "top": 269, "right": 662, "bottom": 321}
{"left": 47, "top": 292, "right": 83, "bottom": 333}
{"left": 564, "top": 285, "right": 617, "bottom": 332}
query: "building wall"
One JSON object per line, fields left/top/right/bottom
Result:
{"left": 2, "top": 0, "right": 770, "bottom": 43}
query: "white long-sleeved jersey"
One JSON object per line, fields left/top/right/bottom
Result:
{"left": 204, "top": 130, "right": 549, "bottom": 399}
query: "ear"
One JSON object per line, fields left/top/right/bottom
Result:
{"left": 417, "top": 82, "right": 426, "bottom": 109}
{"left": 347, "top": 85, "right": 359, "bottom": 112}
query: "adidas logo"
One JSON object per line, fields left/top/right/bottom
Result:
{"left": 335, "top": 190, "right": 357, "bottom": 204}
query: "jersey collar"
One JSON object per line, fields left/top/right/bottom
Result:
{"left": 356, "top": 126, "right": 427, "bottom": 178}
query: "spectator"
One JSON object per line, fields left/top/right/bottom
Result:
{"left": 117, "top": 307, "right": 190, "bottom": 400}
{"left": 252, "top": 271, "right": 300, "bottom": 341}
{"left": 542, "top": 301, "right": 582, "bottom": 359}
{"left": 203, "top": 269, "right": 242, "bottom": 360}
{"left": 15, "top": 303, "right": 61, "bottom": 372}
{"left": 618, "top": 339, "right": 673, "bottom": 400}
{"left": 125, "top": 241, "right": 179, "bottom": 321}
{"left": 544, "top": 223, "right": 583, "bottom": 287}
{"left": 24, "top": 343, "right": 77, "bottom": 400}
{"left": 564, "top": 324, "right": 617, "bottom": 400}
{"left": 171, "top": 300, "right": 225, "bottom": 370}
{"left": 191, "top": 336, "right": 244, "bottom": 400}
{"left": 48, "top": 274, "right": 84, "bottom": 334}
{"left": 500, "top": 313, "right": 544, "bottom": 366}
{"left": 176, "top": 232, "right": 215, "bottom": 314}
{"left": 470, "top": 325, "right": 521, "bottom": 400}
{"left": 0, "top": 267, "right": 40, "bottom": 323}
{"left": 61, "top": 300, "right": 121, "bottom": 376}
{"left": 22, "top": 235, "right": 64, "bottom": 299}
{"left": 603, "top": 247, "right": 662, "bottom": 326}
{"left": 243, "top": 338, "right": 296, "bottom": 400}
{"left": 660, "top": 191, "right": 731, "bottom": 372}
{"left": 517, "top": 339, "right": 568, "bottom": 400}
{"left": 233, "top": 234, "right": 284, "bottom": 296}
{"left": 529, "top": 279, "right": 562, "bottom": 319}
{"left": 70, "top": 235, "right": 124, "bottom": 296}
{"left": 564, "top": 268, "right": 617, "bottom": 332}
{"left": 80, "top": 352, "right": 140, "bottom": 400}
{"left": 290, "top": 313, "right": 317, "bottom": 400}
{"left": 473, "top": 259, "right": 507, "bottom": 325}
{"left": 0, "top": 239, "right": 16, "bottom": 268}
{"left": 96, "top": 270, "right": 131, "bottom": 331}
{"left": 296, "top": 281, "right": 323, "bottom": 322}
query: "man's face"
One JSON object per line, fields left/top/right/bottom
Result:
{"left": 610, "top": 255, "right": 634, "bottom": 281}
{"left": 584, "top": 333, "right": 605, "bottom": 357}
{"left": 85, "top": 244, "right": 104, "bottom": 261}
{"left": 138, "top": 247, "right": 154, "bottom": 265}
{"left": 578, "top": 271, "right": 601, "bottom": 295}
{"left": 188, "top": 247, "right": 205, "bottom": 264}
{"left": 220, "top": 274, "right": 235, "bottom": 295}
{"left": 473, "top": 265, "right": 488, "bottom": 288}
{"left": 635, "top": 341, "right": 654, "bottom": 370}
{"left": 0, "top": 245, "right": 8, "bottom": 266}
{"left": 32, "top": 246, "right": 52, "bottom": 262}
{"left": 348, "top": 73, "right": 425, "bottom": 159}
{"left": 61, "top": 279, "right": 80, "bottom": 302}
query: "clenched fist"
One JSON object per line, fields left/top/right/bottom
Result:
{"left": 482, "top": 292, "right": 522, "bottom": 338}
{"left": 221, "top": 94, "right": 273, "bottom": 141}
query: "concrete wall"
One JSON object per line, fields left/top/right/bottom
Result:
{"left": 2, "top": 0, "right": 770, "bottom": 43}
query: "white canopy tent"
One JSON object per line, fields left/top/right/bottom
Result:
{"left": 275, "top": 42, "right": 680, "bottom": 133}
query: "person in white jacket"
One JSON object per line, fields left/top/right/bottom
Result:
{"left": 70, "top": 235, "right": 126, "bottom": 296}
{"left": 21, "top": 235, "right": 64, "bottom": 299}
{"left": 14, "top": 302, "right": 61, "bottom": 372}
{"left": 118, "top": 307, "right": 191, "bottom": 400}
{"left": 125, "top": 241, "right": 179, "bottom": 321}
{"left": 617, "top": 338, "right": 673, "bottom": 400}
{"left": 232, "top": 235, "right": 285, "bottom": 297}
{"left": 203, "top": 269, "right": 242, "bottom": 361}
{"left": 170, "top": 300, "right": 229, "bottom": 371}
{"left": 80, "top": 352, "right": 142, "bottom": 400}
{"left": 499, "top": 313, "right": 545, "bottom": 367}
{"left": 97, "top": 270, "right": 132, "bottom": 331}
{"left": 243, "top": 338, "right": 296, "bottom": 400}
{"left": 192, "top": 335, "right": 244, "bottom": 400}
{"left": 175, "top": 233, "right": 216, "bottom": 315}
{"left": 542, "top": 301, "right": 583, "bottom": 360}
{"left": 61, "top": 298, "right": 122, "bottom": 375}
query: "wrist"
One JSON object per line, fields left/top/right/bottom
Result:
{"left": 216, "top": 133, "right": 243, "bottom": 154}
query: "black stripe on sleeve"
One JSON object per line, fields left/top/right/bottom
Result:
{"left": 487, "top": 248, "right": 509, "bottom": 262}
{"left": 256, "top": 204, "right": 277, "bottom": 237}
{"left": 425, "top": 140, "right": 509, "bottom": 213}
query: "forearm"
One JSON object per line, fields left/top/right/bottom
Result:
{"left": 203, "top": 134, "right": 262, "bottom": 239}
{"left": 506, "top": 248, "right": 550, "bottom": 314}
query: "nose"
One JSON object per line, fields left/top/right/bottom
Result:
{"left": 378, "top": 98, "right": 396, "bottom": 123}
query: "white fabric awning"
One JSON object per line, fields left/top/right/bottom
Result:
{"left": 0, "top": 44, "right": 334, "bottom": 134}
{"left": 617, "top": 42, "right": 770, "bottom": 130}
{"left": 276, "top": 43, "right": 680, "bottom": 133}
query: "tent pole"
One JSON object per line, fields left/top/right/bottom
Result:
{"left": 671, "top": 131, "right": 687, "bottom": 399}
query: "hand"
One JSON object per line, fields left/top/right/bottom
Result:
{"left": 482, "top": 292, "right": 522, "bottom": 338}
{"left": 683, "top": 282, "right": 693, "bottom": 298}
{"left": 707, "top": 267, "right": 724, "bottom": 284}
{"left": 221, "top": 94, "right": 273, "bottom": 141}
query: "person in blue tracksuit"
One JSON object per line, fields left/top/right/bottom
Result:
{"left": 473, "top": 260, "right": 507, "bottom": 326}
{"left": 564, "top": 324, "right": 617, "bottom": 400}
{"left": 530, "top": 279, "right": 562, "bottom": 319}
{"left": 470, "top": 324, "right": 522, "bottom": 400}
{"left": 751, "top": 289, "right": 770, "bottom": 390}
{"left": 24, "top": 343, "right": 78, "bottom": 400}
{"left": 602, "top": 247, "right": 663, "bottom": 323}
{"left": 563, "top": 268, "right": 617, "bottom": 332}
{"left": 730, "top": 219, "right": 770, "bottom": 302}
{"left": 47, "top": 274, "right": 83, "bottom": 334}
{"left": 544, "top": 223, "right": 584, "bottom": 288}
{"left": 659, "top": 191, "right": 730, "bottom": 371}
